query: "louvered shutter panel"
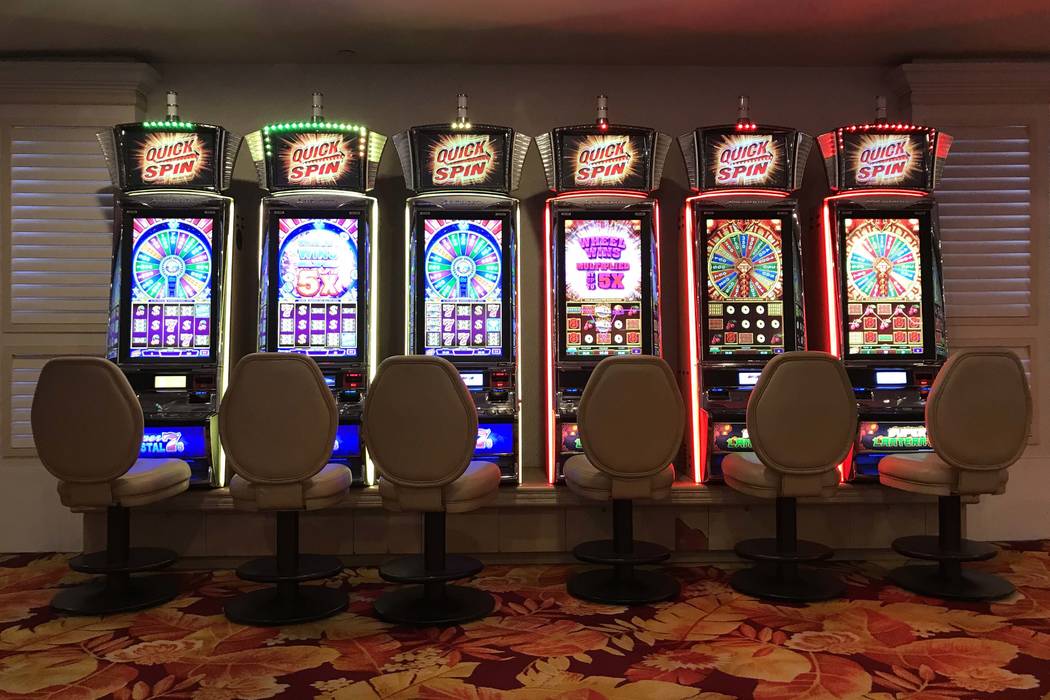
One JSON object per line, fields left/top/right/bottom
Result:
{"left": 9, "top": 125, "right": 113, "bottom": 329}
{"left": 937, "top": 126, "right": 1032, "bottom": 321}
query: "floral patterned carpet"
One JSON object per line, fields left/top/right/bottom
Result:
{"left": 2, "top": 545, "right": 1050, "bottom": 699}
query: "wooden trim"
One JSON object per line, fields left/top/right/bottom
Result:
{"left": 0, "top": 61, "right": 158, "bottom": 108}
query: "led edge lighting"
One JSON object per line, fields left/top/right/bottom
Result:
{"left": 403, "top": 200, "right": 413, "bottom": 355}
{"left": 544, "top": 197, "right": 556, "bottom": 484}
{"left": 683, "top": 198, "right": 703, "bottom": 484}
{"left": 366, "top": 195, "right": 380, "bottom": 486}
{"left": 216, "top": 197, "right": 237, "bottom": 487}
{"left": 514, "top": 200, "right": 524, "bottom": 483}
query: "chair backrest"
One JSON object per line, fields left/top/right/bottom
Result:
{"left": 31, "top": 356, "right": 142, "bottom": 484}
{"left": 363, "top": 355, "right": 477, "bottom": 488}
{"left": 219, "top": 353, "right": 337, "bottom": 484}
{"left": 926, "top": 350, "right": 1031, "bottom": 471}
{"left": 578, "top": 355, "right": 684, "bottom": 478}
{"left": 747, "top": 351, "right": 856, "bottom": 475}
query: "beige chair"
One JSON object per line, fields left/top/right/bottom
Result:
{"left": 722, "top": 351, "right": 856, "bottom": 602}
{"left": 31, "top": 356, "right": 191, "bottom": 615}
{"left": 219, "top": 353, "right": 350, "bottom": 626}
{"left": 564, "top": 355, "right": 683, "bottom": 605}
{"left": 363, "top": 355, "right": 500, "bottom": 626}
{"left": 879, "top": 350, "right": 1030, "bottom": 600}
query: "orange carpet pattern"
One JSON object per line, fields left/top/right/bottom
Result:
{"left": 1, "top": 545, "right": 1050, "bottom": 698}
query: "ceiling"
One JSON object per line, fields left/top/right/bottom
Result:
{"left": 1, "top": 0, "right": 1048, "bottom": 65}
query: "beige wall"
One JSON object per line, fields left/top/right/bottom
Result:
{"left": 146, "top": 63, "right": 899, "bottom": 483}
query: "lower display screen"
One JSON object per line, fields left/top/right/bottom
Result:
{"left": 560, "top": 423, "right": 583, "bottom": 453}
{"left": 331, "top": 424, "right": 361, "bottom": 458}
{"left": 139, "top": 425, "right": 210, "bottom": 460}
{"left": 562, "top": 218, "right": 645, "bottom": 358}
{"left": 857, "top": 422, "right": 930, "bottom": 452}
{"left": 711, "top": 423, "right": 752, "bottom": 453}
{"left": 475, "top": 423, "right": 514, "bottom": 456}
{"left": 843, "top": 217, "right": 924, "bottom": 356}
{"left": 129, "top": 217, "right": 215, "bottom": 359}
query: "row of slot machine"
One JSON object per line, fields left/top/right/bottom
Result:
{"left": 95, "top": 91, "right": 951, "bottom": 489}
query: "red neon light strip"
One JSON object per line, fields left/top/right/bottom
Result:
{"left": 688, "top": 189, "right": 790, "bottom": 201}
{"left": 682, "top": 201, "right": 704, "bottom": 483}
{"left": 544, "top": 199, "right": 556, "bottom": 483}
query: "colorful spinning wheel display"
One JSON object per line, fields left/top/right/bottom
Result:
{"left": 845, "top": 219, "right": 921, "bottom": 301}
{"left": 424, "top": 220, "right": 503, "bottom": 301}
{"left": 132, "top": 219, "right": 212, "bottom": 300}
{"left": 706, "top": 219, "right": 783, "bottom": 300}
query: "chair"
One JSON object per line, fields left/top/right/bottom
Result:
{"left": 564, "top": 355, "right": 683, "bottom": 605}
{"left": 879, "top": 350, "right": 1030, "bottom": 600}
{"left": 31, "top": 356, "right": 191, "bottom": 615}
{"left": 219, "top": 353, "right": 350, "bottom": 625}
{"left": 722, "top": 351, "right": 856, "bottom": 602}
{"left": 363, "top": 355, "right": 500, "bottom": 626}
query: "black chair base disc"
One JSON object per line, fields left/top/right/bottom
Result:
{"left": 236, "top": 555, "right": 343, "bottom": 583}
{"left": 379, "top": 554, "right": 483, "bottom": 585}
{"left": 892, "top": 535, "right": 998, "bottom": 563}
{"left": 889, "top": 564, "right": 1015, "bottom": 601}
{"left": 573, "top": 539, "right": 671, "bottom": 567}
{"left": 51, "top": 573, "right": 181, "bottom": 615}
{"left": 373, "top": 584, "right": 494, "bottom": 627}
{"left": 224, "top": 585, "right": 347, "bottom": 626}
{"left": 735, "top": 538, "right": 833, "bottom": 564}
{"left": 567, "top": 568, "right": 680, "bottom": 606}
{"left": 730, "top": 566, "right": 845, "bottom": 603}
{"left": 69, "top": 547, "right": 177, "bottom": 575}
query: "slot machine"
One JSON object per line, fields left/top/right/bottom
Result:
{"left": 243, "top": 93, "right": 387, "bottom": 485}
{"left": 97, "top": 91, "right": 240, "bottom": 487}
{"left": 393, "top": 95, "right": 531, "bottom": 483}
{"left": 679, "top": 97, "right": 812, "bottom": 482}
{"left": 537, "top": 96, "right": 671, "bottom": 483}
{"left": 815, "top": 98, "right": 952, "bottom": 480}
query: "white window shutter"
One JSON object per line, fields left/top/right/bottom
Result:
{"left": 937, "top": 126, "right": 1032, "bottom": 321}
{"left": 9, "top": 125, "right": 114, "bottom": 329}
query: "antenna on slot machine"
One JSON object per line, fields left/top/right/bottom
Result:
{"left": 454, "top": 93, "right": 471, "bottom": 129}
{"left": 166, "top": 90, "right": 179, "bottom": 121}
{"left": 735, "top": 95, "right": 756, "bottom": 131}
{"left": 596, "top": 94, "right": 609, "bottom": 130}
{"left": 874, "top": 95, "right": 888, "bottom": 124}
{"left": 312, "top": 91, "right": 324, "bottom": 122}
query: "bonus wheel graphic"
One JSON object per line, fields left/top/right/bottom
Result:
{"left": 425, "top": 221, "right": 502, "bottom": 301}
{"left": 846, "top": 219, "right": 921, "bottom": 300}
{"left": 707, "top": 220, "right": 783, "bottom": 300}
{"left": 132, "top": 220, "right": 212, "bottom": 300}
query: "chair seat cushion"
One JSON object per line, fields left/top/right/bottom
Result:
{"left": 723, "top": 452, "right": 838, "bottom": 499}
{"left": 379, "top": 461, "right": 501, "bottom": 513}
{"left": 230, "top": 463, "right": 350, "bottom": 511}
{"left": 58, "top": 458, "right": 191, "bottom": 509}
{"left": 564, "top": 455, "right": 675, "bottom": 501}
{"left": 879, "top": 452, "right": 1007, "bottom": 497}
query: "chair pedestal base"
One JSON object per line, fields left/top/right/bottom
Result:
{"left": 889, "top": 563, "right": 1014, "bottom": 601}
{"left": 374, "top": 584, "right": 494, "bottom": 626}
{"left": 888, "top": 496, "right": 1013, "bottom": 601}
{"left": 224, "top": 584, "right": 347, "bottom": 626}
{"left": 224, "top": 511, "right": 345, "bottom": 626}
{"left": 568, "top": 567, "right": 679, "bottom": 605}
{"left": 374, "top": 512, "right": 492, "bottom": 626}
{"left": 51, "top": 573, "right": 181, "bottom": 615}
{"left": 730, "top": 564, "right": 845, "bottom": 603}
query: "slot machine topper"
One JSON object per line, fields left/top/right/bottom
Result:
{"left": 98, "top": 91, "right": 241, "bottom": 487}
{"left": 393, "top": 94, "right": 531, "bottom": 483}
{"left": 679, "top": 96, "right": 813, "bottom": 482}
{"left": 537, "top": 96, "right": 672, "bottom": 483}
{"left": 816, "top": 96, "right": 952, "bottom": 479}
{"left": 244, "top": 93, "right": 387, "bottom": 485}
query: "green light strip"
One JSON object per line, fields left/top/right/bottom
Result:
{"left": 142, "top": 121, "right": 196, "bottom": 129}
{"left": 262, "top": 122, "right": 367, "bottom": 135}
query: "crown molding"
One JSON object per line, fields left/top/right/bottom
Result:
{"left": 0, "top": 61, "right": 159, "bottom": 108}
{"left": 895, "top": 61, "right": 1050, "bottom": 105}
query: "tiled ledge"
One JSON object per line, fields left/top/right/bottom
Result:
{"left": 132, "top": 480, "right": 942, "bottom": 513}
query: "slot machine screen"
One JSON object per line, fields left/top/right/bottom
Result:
{"left": 275, "top": 217, "right": 361, "bottom": 358}
{"left": 129, "top": 217, "right": 215, "bottom": 359}
{"left": 702, "top": 217, "right": 788, "bottom": 359}
{"left": 842, "top": 217, "right": 924, "bottom": 356}
{"left": 419, "top": 217, "right": 507, "bottom": 359}
{"left": 560, "top": 217, "right": 647, "bottom": 359}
